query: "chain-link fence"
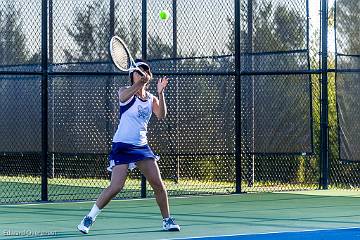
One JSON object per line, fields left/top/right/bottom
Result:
{"left": 0, "top": 0, "right": 359, "bottom": 204}
{"left": 330, "top": 0, "right": 360, "bottom": 188}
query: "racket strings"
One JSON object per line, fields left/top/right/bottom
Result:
{"left": 111, "top": 39, "right": 131, "bottom": 70}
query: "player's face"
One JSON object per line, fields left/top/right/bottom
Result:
{"left": 133, "top": 66, "right": 151, "bottom": 83}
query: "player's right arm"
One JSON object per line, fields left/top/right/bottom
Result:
{"left": 118, "top": 80, "right": 146, "bottom": 103}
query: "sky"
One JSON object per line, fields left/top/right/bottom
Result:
{"left": 308, "top": 0, "right": 336, "bottom": 53}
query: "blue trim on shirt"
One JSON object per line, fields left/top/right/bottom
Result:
{"left": 119, "top": 97, "right": 136, "bottom": 120}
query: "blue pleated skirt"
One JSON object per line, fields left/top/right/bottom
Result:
{"left": 107, "top": 142, "right": 159, "bottom": 171}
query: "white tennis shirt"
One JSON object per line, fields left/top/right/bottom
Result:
{"left": 112, "top": 92, "right": 154, "bottom": 146}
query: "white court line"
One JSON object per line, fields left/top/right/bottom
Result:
{"left": 166, "top": 226, "right": 360, "bottom": 240}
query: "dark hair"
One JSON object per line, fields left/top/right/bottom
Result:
{"left": 130, "top": 59, "right": 152, "bottom": 85}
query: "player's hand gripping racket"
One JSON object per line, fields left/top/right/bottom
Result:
{"left": 109, "top": 36, "right": 145, "bottom": 76}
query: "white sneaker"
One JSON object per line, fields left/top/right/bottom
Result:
{"left": 77, "top": 216, "right": 95, "bottom": 234}
{"left": 163, "top": 217, "right": 180, "bottom": 231}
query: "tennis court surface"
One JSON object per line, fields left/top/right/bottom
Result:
{"left": 1, "top": 190, "right": 360, "bottom": 239}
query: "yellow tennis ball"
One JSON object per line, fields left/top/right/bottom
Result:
{"left": 159, "top": 10, "right": 170, "bottom": 21}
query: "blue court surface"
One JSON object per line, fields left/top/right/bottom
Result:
{"left": 172, "top": 227, "right": 360, "bottom": 240}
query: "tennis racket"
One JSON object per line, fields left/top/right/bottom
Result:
{"left": 109, "top": 36, "right": 145, "bottom": 76}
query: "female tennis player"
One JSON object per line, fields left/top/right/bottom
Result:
{"left": 77, "top": 59, "right": 180, "bottom": 234}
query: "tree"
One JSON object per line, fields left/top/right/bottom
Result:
{"left": 59, "top": 0, "right": 120, "bottom": 154}
{"left": 64, "top": 1, "right": 109, "bottom": 62}
{"left": 0, "top": 2, "right": 41, "bottom": 153}
{"left": 330, "top": 0, "right": 360, "bottom": 186}
{"left": 0, "top": 3, "right": 29, "bottom": 65}
{"left": 336, "top": 0, "right": 360, "bottom": 56}
{"left": 148, "top": 34, "right": 173, "bottom": 59}
{"left": 64, "top": 1, "right": 141, "bottom": 63}
{"left": 223, "top": 0, "right": 314, "bottom": 184}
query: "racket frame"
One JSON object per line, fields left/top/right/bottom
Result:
{"left": 110, "top": 36, "right": 145, "bottom": 76}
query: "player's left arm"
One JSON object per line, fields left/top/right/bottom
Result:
{"left": 153, "top": 76, "right": 169, "bottom": 120}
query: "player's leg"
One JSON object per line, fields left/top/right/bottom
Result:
{"left": 137, "top": 159, "right": 180, "bottom": 231}
{"left": 78, "top": 164, "right": 129, "bottom": 234}
{"left": 96, "top": 164, "right": 129, "bottom": 208}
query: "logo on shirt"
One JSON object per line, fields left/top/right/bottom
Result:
{"left": 138, "top": 105, "right": 150, "bottom": 120}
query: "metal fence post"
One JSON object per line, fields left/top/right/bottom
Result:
{"left": 141, "top": 0, "right": 147, "bottom": 198}
{"left": 172, "top": 0, "right": 180, "bottom": 183}
{"left": 41, "top": 0, "right": 49, "bottom": 201}
{"left": 245, "top": 0, "right": 254, "bottom": 188}
{"left": 235, "top": 0, "right": 242, "bottom": 193}
{"left": 320, "top": 0, "right": 329, "bottom": 189}
{"left": 107, "top": 0, "right": 115, "bottom": 182}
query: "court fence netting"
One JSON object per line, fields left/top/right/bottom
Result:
{"left": 0, "top": 0, "right": 359, "bottom": 203}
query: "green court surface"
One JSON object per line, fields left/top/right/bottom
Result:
{"left": 1, "top": 190, "right": 360, "bottom": 240}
